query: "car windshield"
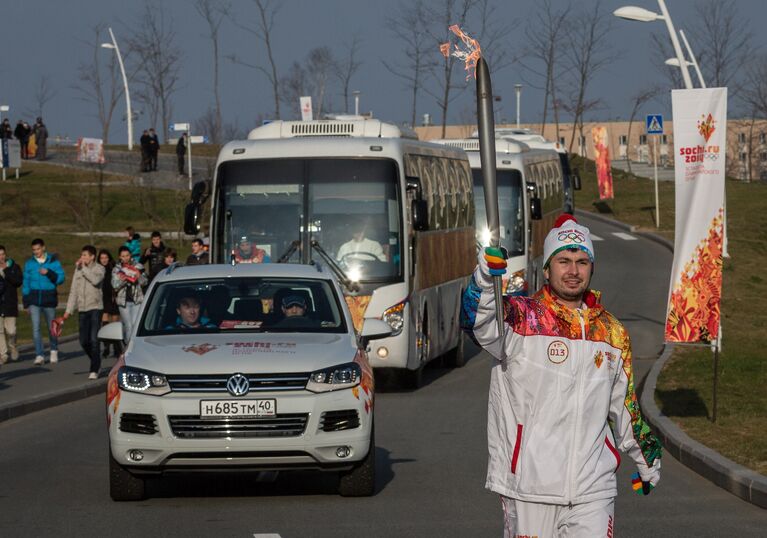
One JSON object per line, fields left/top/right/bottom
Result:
{"left": 138, "top": 277, "right": 347, "bottom": 335}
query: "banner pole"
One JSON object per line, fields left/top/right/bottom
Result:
{"left": 711, "top": 343, "right": 719, "bottom": 423}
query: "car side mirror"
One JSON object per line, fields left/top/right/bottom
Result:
{"left": 412, "top": 199, "right": 428, "bottom": 231}
{"left": 360, "top": 318, "right": 393, "bottom": 346}
{"left": 184, "top": 203, "right": 201, "bottom": 235}
{"left": 572, "top": 168, "right": 582, "bottom": 191}
{"left": 530, "top": 197, "right": 542, "bottom": 220}
{"left": 98, "top": 321, "right": 123, "bottom": 342}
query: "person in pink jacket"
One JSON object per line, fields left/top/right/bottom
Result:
{"left": 461, "top": 214, "right": 662, "bottom": 537}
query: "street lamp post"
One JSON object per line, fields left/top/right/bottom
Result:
{"left": 514, "top": 84, "right": 522, "bottom": 128}
{"left": 614, "top": 0, "right": 693, "bottom": 89}
{"left": 101, "top": 27, "right": 133, "bottom": 150}
{"left": 352, "top": 90, "right": 361, "bottom": 116}
{"left": 678, "top": 30, "right": 706, "bottom": 88}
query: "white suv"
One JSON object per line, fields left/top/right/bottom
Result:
{"left": 101, "top": 262, "right": 391, "bottom": 501}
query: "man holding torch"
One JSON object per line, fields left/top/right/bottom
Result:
{"left": 445, "top": 27, "right": 662, "bottom": 536}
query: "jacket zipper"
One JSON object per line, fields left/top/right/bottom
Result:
{"left": 566, "top": 308, "right": 587, "bottom": 506}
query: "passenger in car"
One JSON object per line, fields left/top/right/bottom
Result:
{"left": 167, "top": 295, "right": 217, "bottom": 330}
{"left": 273, "top": 294, "right": 320, "bottom": 328}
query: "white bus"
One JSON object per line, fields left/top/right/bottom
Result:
{"left": 432, "top": 137, "right": 567, "bottom": 295}
{"left": 185, "top": 118, "right": 476, "bottom": 387}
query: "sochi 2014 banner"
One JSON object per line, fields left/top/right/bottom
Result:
{"left": 591, "top": 126, "right": 613, "bottom": 200}
{"left": 76, "top": 137, "right": 106, "bottom": 164}
{"left": 664, "top": 88, "right": 727, "bottom": 344}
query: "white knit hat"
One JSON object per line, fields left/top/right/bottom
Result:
{"left": 543, "top": 214, "right": 595, "bottom": 268}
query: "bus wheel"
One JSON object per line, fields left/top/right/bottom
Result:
{"left": 445, "top": 331, "right": 466, "bottom": 368}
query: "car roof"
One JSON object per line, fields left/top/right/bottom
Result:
{"left": 152, "top": 262, "right": 337, "bottom": 283}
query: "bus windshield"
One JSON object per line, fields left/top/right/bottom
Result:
{"left": 472, "top": 169, "right": 525, "bottom": 256}
{"left": 217, "top": 158, "right": 402, "bottom": 282}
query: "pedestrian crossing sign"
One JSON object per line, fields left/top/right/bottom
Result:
{"left": 646, "top": 114, "right": 663, "bottom": 135}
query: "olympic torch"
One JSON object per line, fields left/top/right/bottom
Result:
{"left": 476, "top": 57, "right": 505, "bottom": 337}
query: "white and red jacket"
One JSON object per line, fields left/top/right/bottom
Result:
{"left": 461, "top": 267, "right": 662, "bottom": 505}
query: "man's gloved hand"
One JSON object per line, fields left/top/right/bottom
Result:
{"left": 633, "top": 458, "right": 661, "bottom": 495}
{"left": 477, "top": 247, "right": 507, "bottom": 289}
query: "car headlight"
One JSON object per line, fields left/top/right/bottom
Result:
{"left": 504, "top": 269, "right": 528, "bottom": 296}
{"left": 382, "top": 299, "right": 407, "bottom": 336}
{"left": 306, "top": 362, "right": 361, "bottom": 393}
{"left": 118, "top": 366, "right": 171, "bottom": 396}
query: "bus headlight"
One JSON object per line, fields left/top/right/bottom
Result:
{"left": 118, "top": 366, "right": 171, "bottom": 396}
{"left": 382, "top": 299, "right": 407, "bottom": 336}
{"left": 306, "top": 362, "right": 361, "bottom": 393}
{"left": 504, "top": 270, "right": 528, "bottom": 296}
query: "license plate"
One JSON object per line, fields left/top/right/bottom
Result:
{"left": 200, "top": 399, "right": 276, "bottom": 418}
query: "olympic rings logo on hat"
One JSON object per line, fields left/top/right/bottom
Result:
{"left": 557, "top": 230, "right": 585, "bottom": 244}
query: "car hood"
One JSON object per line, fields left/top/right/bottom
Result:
{"left": 126, "top": 332, "right": 358, "bottom": 375}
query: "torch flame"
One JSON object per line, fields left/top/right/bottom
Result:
{"left": 439, "top": 24, "right": 482, "bottom": 79}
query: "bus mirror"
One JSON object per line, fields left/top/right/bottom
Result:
{"left": 184, "top": 203, "right": 201, "bottom": 235}
{"left": 412, "top": 199, "right": 428, "bottom": 231}
{"left": 406, "top": 176, "right": 422, "bottom": 197}
{"left": 191, "top": 181, "right": 207, "bottom": 204}
{"left": 530, "top": 197, "right": 542, "bottom": 220}
{"left": 572, "top": 169, "right": 582, "bottom": 191}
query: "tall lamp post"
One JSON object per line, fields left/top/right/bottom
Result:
{"left": 614, "top": 1, "right": 693, "bottom": 89}
{"left": 514, "top": 84, "right": 522, "bottom": 128}
{"left": 101, "top": 27, "right": 133, "bottom": 150}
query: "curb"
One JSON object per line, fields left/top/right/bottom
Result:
{"left": 641, "top": 346, "right": 767, "bottom": 508}
{"left": 15, "top": 334, "right": 79, "bottom": 354}
{"left": 0, "top": 378, "right": 107, "bottom": 423}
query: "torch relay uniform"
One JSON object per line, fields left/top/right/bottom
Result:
{"left": 460, "top": 216, "right": 661, "bottom": 537}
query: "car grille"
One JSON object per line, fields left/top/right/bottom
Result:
{"left": 120, "top": 413, "right": 158, "bottom": 435}
{"left": 166, "top": 373, "right": 311, "bottom": 393}
{"left": 319, "top": 410, "right": 360, "bottom": 432}
{"left": 168, "top": 414, "right": 309, "bottom": 439}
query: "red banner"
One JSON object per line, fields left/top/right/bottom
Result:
{"left": 592, "top": 126, "right": 614, "bottom": 200}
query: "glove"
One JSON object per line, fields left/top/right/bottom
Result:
{"left": 633, "top": 458, "right": 661, "bottom": 495}
{"left": 477, "top": 246, "right": 507, "bottom": 289}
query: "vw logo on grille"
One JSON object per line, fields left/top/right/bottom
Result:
{"left": 226, "top": 374, "right": 250, "bottom": 396}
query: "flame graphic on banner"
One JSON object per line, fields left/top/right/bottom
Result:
{"left": 439, "top": 25, "right": 481, "bottom": 79}
{"left": 697, "top": 113, "right": 716, "bottom": 142}
{"left": 592, "top": 126, "right": 614, "bottom": 200}
{"left": 665, "top": 210, "right": 723, "bottom": 343}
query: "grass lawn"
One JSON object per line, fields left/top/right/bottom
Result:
{"left": 1, "top": 162, "right": 191, "bottom": 345}
{"left": 574, "top": 156, "right": 767, "bottom": 475}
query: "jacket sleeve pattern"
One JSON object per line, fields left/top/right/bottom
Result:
{"left": 460, "top": 271, "right": 520, "bottom": 360}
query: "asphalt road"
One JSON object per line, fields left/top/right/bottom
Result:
{"left": 1, "top": 215, "right": 766, "bottom": 537}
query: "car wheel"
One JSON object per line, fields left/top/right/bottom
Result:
{"left": 338, "top": 430, "right": 375, "bottom": 497}
{"left": 445, "top": 331, "right": 466, "bottom": 368}
{"left": 109, "top": 452, "right": 146, "bottom": 501}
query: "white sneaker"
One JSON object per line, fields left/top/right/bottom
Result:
{"left": 34, "top": 355, "right": 45, "bottom": 365}
{"left": 88, "top": 372, "right": 98, "bottom": 380}
{"left": 49, "top": 351, "right": 59, "bottom": 364}
{"left": 10, "top": 349, "right": 19, "bottom": 361}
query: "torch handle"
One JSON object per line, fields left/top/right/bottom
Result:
{"left": 494, "top": 276, "right": 504, "bottom": 337}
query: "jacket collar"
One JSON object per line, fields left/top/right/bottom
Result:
{"left": 535, "top": 285, "right": 604, "bottom": 322}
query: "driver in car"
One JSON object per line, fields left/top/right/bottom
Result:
{"left": 168, "top": 295, "right": 217, "bottom": 330}
{"left": 336, "top": 220, "right": 386, "bottom": 263}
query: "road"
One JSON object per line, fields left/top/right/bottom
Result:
{"left": 1, "top": 215, "right": 765, "bottom": 537}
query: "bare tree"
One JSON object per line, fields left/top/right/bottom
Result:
{"left": 422, "top": 0, "right": 476, "bottom": 138}
{"left": 25, "top": 76, "right": 57, "bottom": 120}
{"left": 690, "top": 0, "right": 753, "bottom": 91}
{"left": 562, "top": 0, "right": 619, "bottom": 154}
{"left": 519, "top": 0, "right": 571, "bottom": 136}
{"left": 333, "top": 35, "right": 363, "bottom": 114}
{"left": 649, "top": 31, "right": 684, "bottom": 95}
{"left": 228, "top": 0, "right": 282, "bottom": 118}
{"left": 624, "top": 86, "right": 661, "bottom": 173}
{"left": 71, "top": 24, "right": 125, "bottom": 143}
{"left": 473, "top": 0, "right": 513, "bottom": 77}
{"left": 279, "top": 62, "right": 308, "bottom": 119}
{"left": 127, "top": 2, "right": 183, "bottom": 143}
{"left": 195, "top": 0, "right": 230, "bottom": 144}
{"left": 739, "top": 56, "right": 767, "bottom": 182}
{"left": 382, "top": 0, "right": 435, "bottom": 127}
{"left": 306, "top": 47, "right": 335, "bottom": 118}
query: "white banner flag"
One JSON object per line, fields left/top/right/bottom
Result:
{"left": 664, "top": 88, "right": 727, "bottom": 344}
{"left": 300, "top": 96, "right": 313, "bottom": 121}
{"left": 76, "top": 137, "right": 106, "bottom": 164}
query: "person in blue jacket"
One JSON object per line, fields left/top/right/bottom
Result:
{"left": 22, "top": 238, "right": 65, "bottom": 365}
{"left": 123, "top": 226, "right": 142, "bottom": 263}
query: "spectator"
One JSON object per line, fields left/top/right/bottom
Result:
{"left": 0, "top": 245, "right": 23, "bottom": 365}
{"left": 139, "top": 129, "right": 151, "bottom": 172}
{"left": 98, "top": 249, "right": 122, "bottom": 359}
{"left": 161, "top": 247, "right": 178, "bottom": 271}
{"left": 62, "top": 245, "right": 105, "bottom": 379}
{"left": 112, "top": 246, "right": 147, "bottom": 344}
{"left": 140, "top": 230, "right": 166, "bottom": 282}
{"left": 123, "top": 226, "right": 142, "bottom": 263}
{"left": 22, "top": 238, "right": 65, "bottom": 365}
{"left": 33, "top": 117, "right": 48, "bottom": 161}
{"left": 0, "top": 119, "right": 12, "bottom": 140}
{"left": 186, "top": 238, "right": 209, "bottom": 266}
{"left": 176, "top": 132, "right": 187, "bottom": 175}
{"left": 148, "top": 128, "right": 159, "bottom": 171}
{"left": 14, "top": 120, "right": 30, "bottom": 159}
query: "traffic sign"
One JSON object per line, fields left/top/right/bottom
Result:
{"left": 646, "top": 114, "right": 663, "bottom": 135}
{"left": 189, "top": 135, "right": 208, "bottom": 144}
{"left": 170, "top": 122, "right": 190, "bottom": 132}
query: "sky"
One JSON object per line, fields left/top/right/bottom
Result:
{"left": 0, "top": 0, "right": 764, "bottom": 144}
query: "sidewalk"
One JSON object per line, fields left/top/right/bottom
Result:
{"left": 0, "top": 336, "right": 118, "bottom": 422}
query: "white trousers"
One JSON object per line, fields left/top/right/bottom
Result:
{"left": 501, "top": 496, "right": 615, "bottom": 538}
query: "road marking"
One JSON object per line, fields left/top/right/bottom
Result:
{"left": 253, "top": 534, "right": 281, "bottom": 538}
{"left": 612, "top": 232, "right": 638, "bottom": 241}
{"left": 590, "top": 234, "right": 604, "bottom": 241}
